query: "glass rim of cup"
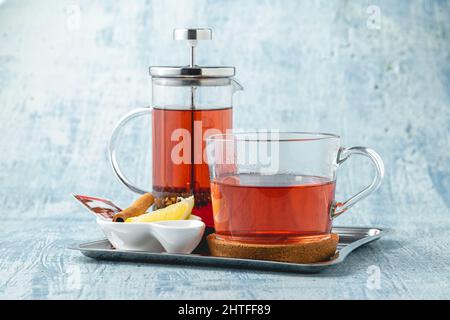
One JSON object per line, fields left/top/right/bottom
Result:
{"left": 206, "top": 131, "right": 340, "bottom": 142}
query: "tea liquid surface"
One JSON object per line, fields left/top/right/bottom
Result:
{"left": 152, "top": 107, "right": 232, "bottom": 226}
{"left": 211, "top": 174, "right": 335, "bottom": 243}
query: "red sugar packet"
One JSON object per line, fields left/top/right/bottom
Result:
{"left": 73, "top": 194, "right": 123, "bottom": 220}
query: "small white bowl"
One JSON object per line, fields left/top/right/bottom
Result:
{"left": 96, "top": 218, "right": 205, "bottom": 254}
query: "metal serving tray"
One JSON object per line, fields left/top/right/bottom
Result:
{"left": 71, "top": 227, "right": 384, "bottom": 274}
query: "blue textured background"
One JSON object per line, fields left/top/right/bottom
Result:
{"left": 0, "top": 0, "right": 449, "bottom": 299}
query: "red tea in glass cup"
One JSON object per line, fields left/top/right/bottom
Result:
{"left": 211, "top": 174, "right": 336, "bottom": 243}
{"left": 206, "top": 132, "right": 384, "bottom": 244}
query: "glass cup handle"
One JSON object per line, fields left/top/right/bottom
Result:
{"left": 108, "top": 107, "right": 152, "bottom": 195}
{"left": 330, "top": 146, "right": 385, "bottom": 219}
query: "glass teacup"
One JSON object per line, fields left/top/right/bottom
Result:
{"left": 206, "top": 132, "right": 384, "bottom": 244}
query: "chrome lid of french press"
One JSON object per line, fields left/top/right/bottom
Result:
{"left": 149, "top": 28, "right": 235, "bottom": 79}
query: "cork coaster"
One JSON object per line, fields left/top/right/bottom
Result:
{"left": 207, "top": 233, "right": 339, "bottom": 264}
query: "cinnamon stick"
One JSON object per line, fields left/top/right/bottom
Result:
{"left": 112, "top": 193, "right": 154, "bottom": 222}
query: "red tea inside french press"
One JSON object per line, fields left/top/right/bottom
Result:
{"left": 109, "top": 28, "right": 242, "bottom": 227}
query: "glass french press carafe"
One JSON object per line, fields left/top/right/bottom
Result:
{"left": 109, "top": 28, "right": 243, "bottom": 227}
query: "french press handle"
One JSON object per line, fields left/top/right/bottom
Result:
{"left": 108, "top": 107, "right": 152, "bottom": 195}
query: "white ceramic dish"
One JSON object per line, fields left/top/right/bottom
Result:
{"left": 96, "top": 217, "right": 205, "bottom": 254}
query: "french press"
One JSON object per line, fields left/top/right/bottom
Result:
{"left": 109, "top": 28, "right": 243, "bottom": 227}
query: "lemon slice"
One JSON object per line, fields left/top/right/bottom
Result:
{"left": 125, "top": 196, "right": 194, "bottom": 223}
